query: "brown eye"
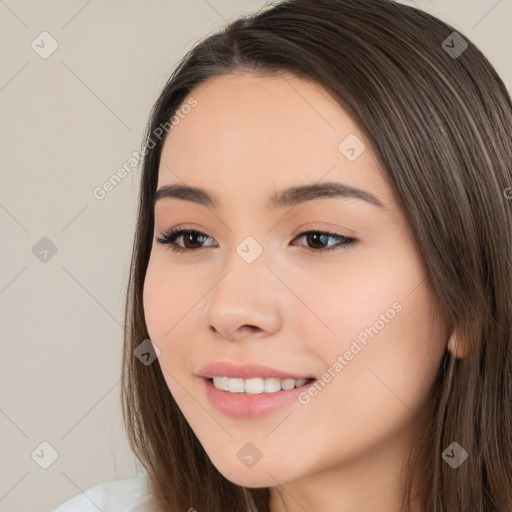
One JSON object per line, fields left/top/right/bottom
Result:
{"left": 156, "top": 229, "right": 216, "bottom": 253}
{"left": 292, "top": 230, "right": 357, "bottom": 254}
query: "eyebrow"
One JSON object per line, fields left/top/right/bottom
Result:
{"left": 154, "top": 181, "right": 385, "bottom": 210}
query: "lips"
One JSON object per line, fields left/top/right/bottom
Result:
{"left": 202, "top": 376, "right": 315, "bottom": 418}
{"left": 197, "top": 361, "right": 315, "bottom": 380}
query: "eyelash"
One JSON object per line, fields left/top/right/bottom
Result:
{"left": 155, "top": 228, "right": 357, "bottom": 255}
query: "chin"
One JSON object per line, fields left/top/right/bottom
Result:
{"left": 220, "top": 467, "right": 282, "bottom": 488}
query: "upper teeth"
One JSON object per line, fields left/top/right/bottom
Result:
{"left": 212, "top": 376, "right": 309, "bottom": 394}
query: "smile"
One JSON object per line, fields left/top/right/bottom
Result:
{"left": 210, "top": 376, "right": 314, "bottom": 394}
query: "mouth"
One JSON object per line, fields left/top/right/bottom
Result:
{"left": 205, "top": 376, "right": 316, "bottom": 395}
{"left": 201, "top": 375, "right": 318, "bottom": 418}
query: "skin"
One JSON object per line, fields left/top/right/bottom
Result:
{"left": 143, "top": 72, "right": 449, "bottom": 512}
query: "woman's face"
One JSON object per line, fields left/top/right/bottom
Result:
{"left": 143, "top": 72, "right": 448, "bottom": 508}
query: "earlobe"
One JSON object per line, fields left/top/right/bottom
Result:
{"left": 447, "top": 331, "right": 464, "bottom": 359}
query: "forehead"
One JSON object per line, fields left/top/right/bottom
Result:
{"left": 157, "top": 72, "right": 397, "bottom": 211}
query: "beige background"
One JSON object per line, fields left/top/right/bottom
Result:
{"left": 1, "top": 1, "right": 510, "bottom": 511}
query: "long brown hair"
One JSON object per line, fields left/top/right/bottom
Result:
{"left": 121, "top": 1, "right": 512, "bottom": 510}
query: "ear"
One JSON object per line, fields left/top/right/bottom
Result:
{"left": 447, "top": 331, "right": 467, "bottom": 359}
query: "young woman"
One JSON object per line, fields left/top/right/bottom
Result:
{"left": 53, "top": 0, "right": 512, "bottom": 510}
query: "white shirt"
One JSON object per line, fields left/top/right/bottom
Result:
{"left": 52, "top": 476, "right": 153, "bottom": 512}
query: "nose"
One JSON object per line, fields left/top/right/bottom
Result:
{"left": 200, "top": 252, "right": 282, "bottom": 342}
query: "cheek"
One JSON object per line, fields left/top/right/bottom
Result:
{"left": 142, "top": 259, "right": 202, "bottom": 403}
{"left": 292, "top": 243, "right": 424, "bottom": 354}
{"left": 311, "top": 240, "right": 445, "bottom": 398}
{"left": 142, "top": 257, "right": 197, "bottom": 351}
{"left": 142, "top": 260, "right": 167, "bottom": 341}
{"left": 321, "top": 279, "right": 444, "bottom": 430}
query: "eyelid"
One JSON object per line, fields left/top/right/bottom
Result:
{"left": 290, "top": 222, "right": 355, "bottom": 239}
{"left": 157, "top": 222, "right": 354, "bottom": 242}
